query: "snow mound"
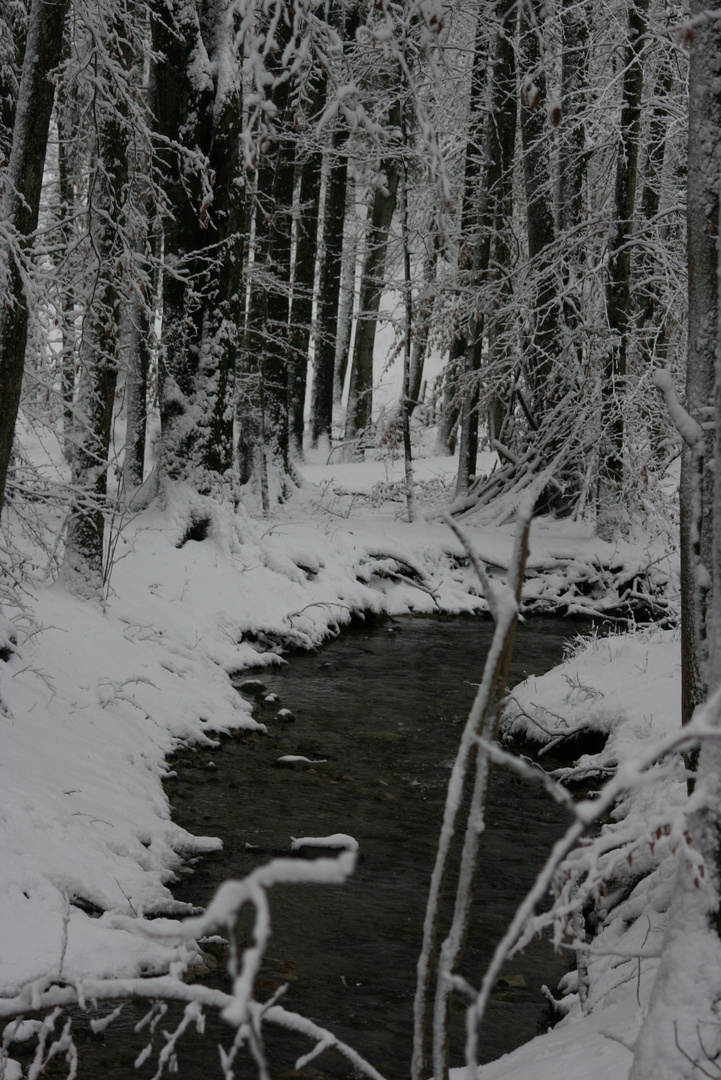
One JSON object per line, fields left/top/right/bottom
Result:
{"left": 290, "top": 834, "right": 359, "bottom": 853}
{"left": 502, "top": 626, "right": 681, "bottom": 771}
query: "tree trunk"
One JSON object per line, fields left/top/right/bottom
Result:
{"left": 455, "top": 0, "right": 516, "bottom": 495}
{"left": 288, "top": 68, "right": 326, "bottom": 457}
{"left": 334, "top": 176, "right": 357, "bottom": 406}
{"left": 261, "top": 131, "right": 296, "bottom": 471}
{"left": 680, "top": 14, "right": 718, "bottom": 729}
{"left": 312, "top": 123, "right": 350, "bottom": 447}
{"left": 629, "top": 7, "right": 721, "bottom": 1074}
{"left": 558, "top": 0, "right": 588, "bottom": 340}
{"left": 408, "top": 219, "right": 439, "bottom": 415}
{"left": 57, "top": 71, "right": 77, "bottom": 464}
{"left": 195, "top": 10, "right": 244, "bottom": 488}
{"left": 123, "top": 237, "right": 156, "bottom": 494}
{"left": 518, "top": 0, "right": 560, "bottom": 416}
{"left": 400, "top": 103, "right": 414, "bottom": 521}
{"left": 599, "top": 0, "right": 649, "bottom": 536}
{"left": 151, "top": 0, "right": 243, "bottom": 496}
{"left": 636, "top": 50, "right": 674, "bottom": 367}
{"left": 243, "top": 2, "right": 296, "bottom": 475}
{"left": 0, "top": 0, "right": 69, "bottom": 522}
{"left": 344, "top": 99, "right": 401, "bottom": 445}
{"left": 435, "top": 7, "right": 487, "bottom": 456}
{"left": 63, "top": 17, "right": 132, "bottom": 595}
{"left": 151, "top": 0, "right": 212, "bottom": 483}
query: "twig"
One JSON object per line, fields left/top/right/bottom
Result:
{"left": 475, "top": 737, "right": 577, "bottom": 813}
{"left": 412, "top": 486, "right": 539, "bottom": 1080}
{"left": 441, "top": 512, "right": 499, "bottom": 619}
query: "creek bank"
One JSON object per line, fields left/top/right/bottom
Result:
{"left": 162, "top": 614, "right": 593, "bottom": 1077}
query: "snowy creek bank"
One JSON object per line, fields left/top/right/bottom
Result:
{"left": 0, "top": 487, "right": 681, "bottom": 1080}
{"left": 152, "top": 614, "right": 592, "bottom": 1079}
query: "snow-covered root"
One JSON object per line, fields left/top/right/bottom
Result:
{"left": 0, "top": 852, "right": 387, "bottom": 1080}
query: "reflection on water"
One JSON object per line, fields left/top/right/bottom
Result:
{"left": 41, "top": 615, "right": 588, "bottom": 1079}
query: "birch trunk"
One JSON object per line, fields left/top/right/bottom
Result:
{"left": 288, "top": 69, "right": 325, "bottom": 457}
{"left": 312, "top": 123, "right": 351, "bottom": 446}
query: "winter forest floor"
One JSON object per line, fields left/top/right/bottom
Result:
{"left": 0, "top": 441, "right": 683, "bottom": 1079}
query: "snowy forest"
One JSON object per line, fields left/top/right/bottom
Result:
{"left": 0, "top": 0, "right": 720, "bottom": 1075}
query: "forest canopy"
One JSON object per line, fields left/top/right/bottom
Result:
{"left": 0, "top": 0, "right": 689, "bottom": 584}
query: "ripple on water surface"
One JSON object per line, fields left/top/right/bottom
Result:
{"left": 69, "top": 616, "right": 590, "bottom": 1079}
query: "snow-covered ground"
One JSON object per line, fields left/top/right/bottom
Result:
{"left": 0, "top": 445, "right": 685, "bottom": 1079}
{"left": 486, "top": 624, "right": 683, "bottom": 1080}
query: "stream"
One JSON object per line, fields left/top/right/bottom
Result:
{"left": 65, "top": 614, "right": 590, "bottom": 1079}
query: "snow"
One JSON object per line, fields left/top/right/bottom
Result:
{"left": 275, "top": 755, "right": 328, "bottom": 765}
{"left": 290, "top": 834, "right": 360, "bottom": 852}
{"left": 503, "top": 625, "right": 682, "bottom": 770}
{"left": 0, "top": 445, "right": 686, "bottom": 1080}
{"left": 453, "top": 1003, "right": 635, "bottom": 1080}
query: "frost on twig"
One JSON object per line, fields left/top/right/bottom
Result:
{"left": 0, "top": 851, "right": 387, "bottom": 1080}
{"left": 653, "top": 370, "right": 704, "bottom": 450}
{"left": 412, "top": 483, "right": 540, "bottom": 1080}
{"left": 461, "top": 692, "right": 721, "bottom": 1075}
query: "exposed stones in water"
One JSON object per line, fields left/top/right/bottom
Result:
{"left": 238, "top": 679, "right": 267, "bottom": 697}
{"left": 273, "top": 755, "right": 327, "bottom": 769}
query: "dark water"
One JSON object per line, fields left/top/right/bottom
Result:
{"left": 46, "top": 615, "right": 587, "bottom": 1079}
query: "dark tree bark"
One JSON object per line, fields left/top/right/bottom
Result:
{"left": 312, "top": 0, "right": 364, "bottom": 444}
{"left": 151, "top": 0, "right": 244, "bottom": 495}
{"left": 0, "top": 0, "right": 27, "bottom": 163}
{"left": 408, "top": 222, "right": 439, "bottom": 415}
{"left": 241, "top": 2, "right": 297, "bottom": 476}
{"left": 678, "top": 7, "right": 720, "bottom": 728}
{"left": 455, "top": 0, "right": 516, "bottom": 495}
{"left": 599, "top": 0, "right": 649, "bottom": 535}
{"left": 558, "top": 0, "right": 588, "bottom": 238}
{"left": 636, "top": 50, "right": 674, "bottom": 367}
{"left": 628, "top": 13, "right": 721, "bottom": 1071}
{"left": 62, "top": 14, "right": 132, "bottom": 595}
{"left": 435, "top": 8, "right": 487, "bottom": 456}
{"left": 558, "top": 0, "right": 588, "bottom": 339}
{"left": 288, "top": 68, "right": 326, "bottom": 456}
{"left": 260, "top": 126, "right": 296, "bottom": 470}
{"left": 151, "top": 0, "right": 212, "bottom": 482}
{"left": 56, "top": 52, "right": 79, "bottom": 464}
{"left": 640, "top": 53, "right": 673, "bottom": 227}
{"left": 518, "top": 0, "right": 560, "bottom": 415}
{"left": 344, "top": 99, "right": 401, "bottom": 444}
{"left": 486, "top": 192, "right": 515, "bottom": 447}
{"left": 196, "top": 1, "right": 245, "bottom": 483}
{"left": 241, "top": 171, "right": 268, "bottom": 490}
{"left": 0, "top": 0, "right": 69, "bottom": 523}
